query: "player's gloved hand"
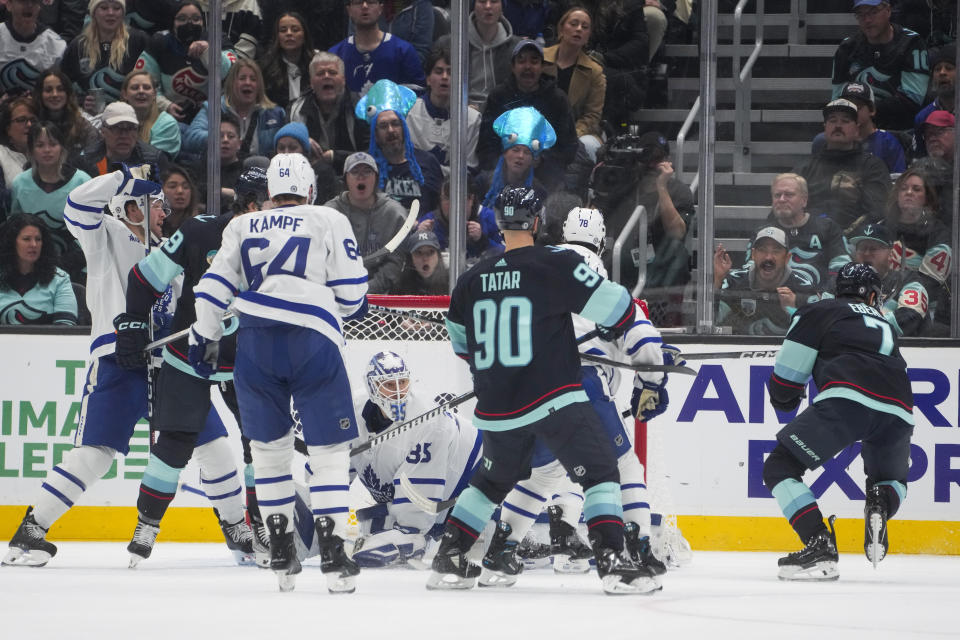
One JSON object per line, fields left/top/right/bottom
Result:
{"left": 350, "top": 525, "right": 426, "bottom": 568}
{"left": 595, "top": 303, "right": 636, "bottom": 342}
{"left": 631, "top": 379, "right": 669, "bottom": 422}
{"left": 113, "top": 312, "right": 150, "bottom": 369}
{"left": 188, "top": 326, "right": 219, "bottom": 377}
{"left": 116, "top": 163, "right": 161, "bottom": 198}
{"left": 661, "top": 344, "right": 686, "bottom": 368}
{"left": 769, "top": 394, "right": 802, "bottom": 413}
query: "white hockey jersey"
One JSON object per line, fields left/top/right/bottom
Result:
{"left": 0, "top": 23, "right": 66, "bottom": 95}
{"left": 350, "top": 392, "right": 483, "bottom": 534}
{"left": 559, "top": 243, "right": 664, "bottom": 397}
{"left": 193, "top": 204, "right": 369, "bottom": 345}
{"left": 64, "top": 172, "right": 170, "bottom": 359}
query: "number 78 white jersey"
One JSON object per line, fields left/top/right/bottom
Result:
{"left": 193, "top": 204, "right": 369, "bottom": 345}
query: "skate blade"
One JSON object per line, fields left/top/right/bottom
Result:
{"left": 254, "top": 551, "right": 271, "bottom": 569}
{"left": 521, "top": 557, "right": 552, "bottom": 571}
{"left": 231, "top": 549, "right": 256, "bottom": 567}
{"left": 867, "top": 514, "right": 885, "bottom": 568}
{"left": 553, "top": 555, "right": 591, "bottom": 574}
{"left": 128, "top": 553, "right": 147, "bottom": 569}
{"left": 778, "top": 560, "right": 839, "bottom": 581}
{"left": 426, "top": 571, "right": 477, "bottom": 590}
{"left": 478, "top": 568, "right": 518, "bottom": 587}
{"left": 326, "top": 574, "right": 357, "bottom": 594}
{"left": 2, "top": 547, "right": 51, "bottom": 567}
{"left": 601, "top": 574, "right": 662, "bottom": 595}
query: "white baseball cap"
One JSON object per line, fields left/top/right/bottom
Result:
{"left": 753, "top": 226, "right": 788, "bottom": 248}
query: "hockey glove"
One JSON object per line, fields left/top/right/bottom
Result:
{"left": 595, "top": 303, "right": 637, "bottom": 342}
{"left": 188, "top": 326, "right": 219, "bottom": 378}
{"left": 116, "top": 163, "right": 161, "bottom": 198}
{"left": 113, "top": 312, "right": 150, "bottom": 369}
{"left": 632, "top": 380, "right": 670, "bottom": 422}
{"left": 769, "top": 394, "right": 802, "bottom": 413}
{"left": 661, "top": 344, "right": 686, "bottom": 368}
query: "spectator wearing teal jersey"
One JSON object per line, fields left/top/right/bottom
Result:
{"left": 10, "top": 122, "right": 92, "bottom": 283}
{"left": 0, "top": 213, "right": 77, "bottom": 326}
{"left": 120, "top": 69, "right": 181, "bottom": 159}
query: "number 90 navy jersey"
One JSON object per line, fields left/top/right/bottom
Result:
{"left": 770, "top": 298, "right": 914, "bottom": 425}
{"left": 446, "top": 245, "right": 632, "bottom": 431}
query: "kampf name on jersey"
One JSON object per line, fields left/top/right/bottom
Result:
{"left": 248, "top": 214, "right": 305, "bottom": 234}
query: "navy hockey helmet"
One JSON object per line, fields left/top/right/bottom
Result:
{"left": 494, "top": 186, "right": 542, "bottom": 232}
{"left": 235, "top": 166, "right": 269, "bottom": 209}
{"left": 834, "top": 262, "right": 883, "bottom": 304}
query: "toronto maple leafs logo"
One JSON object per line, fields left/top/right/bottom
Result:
{"left": 361, "top": 465, "right": 394, "bottom": 503}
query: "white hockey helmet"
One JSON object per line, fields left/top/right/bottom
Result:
{"left": 267, "top": 152, "right": 315, "bottom": 204}
{"left": 562, "top": 207, "right": 607, "bottom": 255}
{"left": 365, "top": 350, "right": 411, "bottom": 422}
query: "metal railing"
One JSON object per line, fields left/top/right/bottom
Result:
{"left": 611, "top": 205, "right": 648, "bottom": 297}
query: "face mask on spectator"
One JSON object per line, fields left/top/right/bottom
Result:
{"left": 176, "top": 23, "right": 204, "bottom": 46}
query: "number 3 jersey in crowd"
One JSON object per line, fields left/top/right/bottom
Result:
{"left": 193, "top": 204, "right": 368, "bottom": 341}
{"left": 349, "top": 392, "right": 483, "bottom": 534}
{"left": 445, "top": 245, "right": 633, "bottom": 431}
{"left": 769, "top": 298, "right": 914, "bottom": 425}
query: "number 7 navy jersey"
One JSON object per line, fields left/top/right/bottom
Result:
{"left": 445, "top": 245, "right": 633, "bottom": 431}
{"left": 770, "top": 298, "right": 914, "bottom": 425}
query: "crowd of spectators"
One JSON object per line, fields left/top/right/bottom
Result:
{"left": 0, "top": 0, "right": 953, "bottom": 337}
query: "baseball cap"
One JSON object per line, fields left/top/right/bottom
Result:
{"left": 409, "top": 231, "right": 440, "bottom": 253}
{"left": 343, "top": 151, "right": 378, "bottom": 175}
{"left": 637, "top": 131, "right": 670, "bottom": 157}
{"left": 102, "top": 101, "right": 138, "bottom": 127}
{"left": 822, "top": 98, "right": 858, "bottom": 121}
{"left": 839, "top": 82, "right": 874, "bottom": 108}
{"left": 923, "top": 110, "right": 956, "bottom": 129}
{"left": 848, "top": 223, "right": 892, "bottom": 247}
{"left": 512, "top": 39, "right": 543, "bottom": 60}
{"left": 753, "top": 226, "right": 788, "bottom": 249}
{"left": 852, "top": 0, "right": 887, "bottom": 8}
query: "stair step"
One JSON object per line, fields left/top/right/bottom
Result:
{"left": 663, "top": 43, "right": 840, "bottom": 59}
{"left": 668, "top": 77, "right": 831, "bottom": 93}
{"left": 634, "top": 109, "right": 823, "bottom": 124}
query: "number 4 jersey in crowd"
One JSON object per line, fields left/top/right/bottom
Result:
{"left": 445, "top": 245, "right": 633, "bottom": 431}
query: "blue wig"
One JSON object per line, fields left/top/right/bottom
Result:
{"left": 355, "top": 80, "right": 423, "bottom": 190}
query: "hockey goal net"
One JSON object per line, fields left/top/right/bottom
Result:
{"left": 347, "top": 295, "right": 689, "bottom": 565}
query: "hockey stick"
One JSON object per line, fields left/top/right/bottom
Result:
{"left": 363, "top": 199, "right": 420, "bottom": 268}
{"left": 350, "top": 388, "right": 476, "bottom": 457}
{"left": 579, "top": 352, "right": 697, "bottom": 375}
{"left": 398, "top": 472, "right": 458, "bottom": 514}
{"left": 680, "top": 349, "right": 779, "bottom": 360}
{"left": 369, "top": 303, "right": 445, "bottom": 327}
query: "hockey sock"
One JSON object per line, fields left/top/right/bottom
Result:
{"left": 618, "top": 452, "right": 651, "bottom": 536}
{"left": 450, "top": 486, "right": 498, "bottom": 536}
{"left": 305, "top": 446, "right": 351, "bottom": 536}
{"left": 771, "top": 478, "right": 825, "bottom": 543}
{"left": 194, "top": 436, "right": 245, "bottom": 524}
{"left": 251, "top": 432, "right": 296, "bottom": 531}
{"left": 244, "top": 463, "right": 260, "bottom": 522}
{"left": 872, "top": 480, "right": 906, "bottom": 519}
{"left": 501, "top": 461, "right": 564, "bottom": 541}
{"left": 33, "top": 445, "right": 116, "bottom": 529}
{"left": 583, "top": 481, "right": 625, "bottom": 550}
{"left": 138, "top": 454, "right": 182, "bottom": 524}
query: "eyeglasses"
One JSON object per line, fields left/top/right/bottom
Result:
{"left": 174, "top": 14, "right": 204, "bottom": 25}
{"left": 347, "top": 0, "right": 381, "bottom": 6}
{"left": 12, "top": 116, "right": 36, "bottom": 125}
{"left": 107, "top": 124, "right": 138, "bottom": 133}
{"left": 925, "top": 127, "right": 954, "bottom": 139}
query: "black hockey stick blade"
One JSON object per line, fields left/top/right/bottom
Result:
{"left": 350, "top": 388, "right": 476, "bottom": 456}
{"left": 368, "top": 303, "right": 445, "bottom": 327}
{"left": 579, "top": 352, "right": 697, "bottom": 375}
{"left": 363, "top": 199, "right": 420, "bottom": 268}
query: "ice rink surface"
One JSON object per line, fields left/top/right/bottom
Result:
{"left": 3, "top": 543, "right": 957, "bottom": 639}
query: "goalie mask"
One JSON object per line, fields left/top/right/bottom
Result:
{"left": 365, "top": 350, "right": 411, "bottom": 422}
{"left": 562, "top": 207, "right": 606, "bottom": 256}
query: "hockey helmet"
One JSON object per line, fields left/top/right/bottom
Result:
{"left": 267, "top": 153, "right": 315, "bottom": 204}
{"left": 834, "top": 262, "right": 883, "bottom": 305}
{"left": 562, "top": 207, "right": 606, "bottom": 255}
{"left": 235, "top": 165, "right": 269, "bottom": 209}
{"left": 365, "top": 351, "right": 411, "bottom": 422}
{"left": 494, "top": 186, "right": 542, "bottom": 232}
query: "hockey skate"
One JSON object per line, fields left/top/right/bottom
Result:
{"left": 315, "top": 516, "right": 359, "bottom": 594}
{"left": 2, "top": 507, "right": 57, "bottom": 567}
{"left": 266, "top": 513, "right": 301, "bottom": 592}
{"left": 220, "top": 518, "right": 256, "bottom": 566}
{"left": 864, "top": 486, "right": 889, "bottom": 568}
{"left": 548, "top": 505, "right": 592, "bottom": 574}
{"left": 589, "top": 532, "right": 661, "bottom": 595}
{"left": 427, "top": 523, "right": 481, "bottom": 590}
{"left": 624, "top": 522, "right": 667, "bottom": 577}
{"left": 127, "top": 517, "right": 160, "bottom": 568}
{"left": 249, "top": 515, "right": 270, "bottom": 569}
{"left": 516, "top": 533, "right": 552, "bottom": 570}
{"left": 778, "top": 515, "right": 839, "bottom": 581}
{"left": 479, "top": 521, "right": 522, "bottom": 587}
